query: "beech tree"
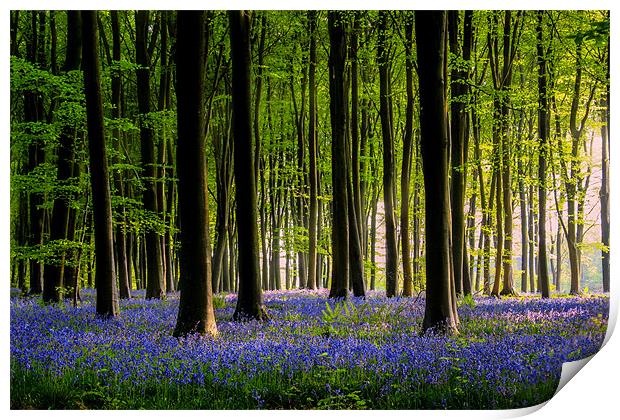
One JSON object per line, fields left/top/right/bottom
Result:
{"left": 173, "top": 10, "right": 217, "bottom": 337}
{"left": 307, "top": 10, "right": 319, "bottom": 290}
{"left": 536, "top": 11, "right": 551, "bottom": 299}
{"left": 42, "top": 11, "right": 82, "bottom": 303}
{"left": 81, "top": 10, "right": 119, "bottom": 318}
{"left": 378, "top": 11, "right": 399, "bottom": 298}
{"left": 135, "top": 11, "right": 165, "bottom": 299}
{"left": 229, "top": 10, "right": 268, "bottom": 320}
{"left": 327, "top": 11, "right": 350, "bottom": 299}
{"left": 416, "top": 10, "right": 459, "bottom": 334}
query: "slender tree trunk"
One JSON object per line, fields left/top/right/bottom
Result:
{"left": 413, "top": 145, "right": 422, "bottom": 292}
{"left": 156, "top": 11, "right": 171, "bottom": 294}
{"left": 136, "top": 11, "right": 165, "bottom": 299}
{"left": 43, "top": 11, "right": 82, "bottom": 303}
{"left": 82, "top": 10, "right": 119, "bottom": 318}
{"left": 173, "top": 11, "right": 217, "bottom": 337}
{"left": 253, "top": 14, "right": 268, "bottom": 291}
{"left": 400, "top": 19, "right": 415, "bottom": 297}
{"left": 378, "top": 11, "right": 398, "bottom": 298}
{"left": 500, "top": 13, "right": 518, "bottom": 296}
{"left": 109, "top": 11, "right": 131, "bottom": 300}
{"left": 556, "top": 223, "right": 562, "bottom": 291}
{"left": 491, "top": 120, "right": 504, "bottom": 297}
{"left": 307, "top": 10, "right": 318, "bottom": 290}
{"left": 229, "top": 11, "right": 268, "bottom": 320}
{"left": 448, "top": 11, "right": 466, "bottom": 296}
{"left": 25, "top": 11, "right": 44, "bottom": 295}
{"left": 347, "top": 156, "right": 366, "bottom": 297}
{"left": 228, "top": 213, "right": 236, "bottom": 293}
{"left": 601, "top": 38, "right": 610, "bottom": 293}
{"left": 10, "top": 11, "right": 19, "bottom": 57}
{"left": 483, "top": 171, "right": 497, "bottom": 295}
{"left": 566, "top": 40, "right": 595, "bottom": 295}
{"left": 347, "top": 13, "right": 366, "bottom": 298}
{"left": 600, "top": 94, "right": 610, "bottom": 293}
{"left": 416, "top": 11, "right": 459, "bottom": 334}
{"left": 369, "top": 193, "right": 378, "bottom": 291}
{"left": 528, "top": 173, "right": 536, "bottom": 292}
{"left": 212, "top": 104, "right": 233, "bottom": 295}
{"left": 472, "top": 99, "right": 490, "bottom": 295}
{"left": 327, "top": 11, "right": 349, "bottom": 299}
{"left": 536, "top": 12, "right": 551, "bottom": 298}
{"left": 515, "top": 114, "right": 534, "bottom": 296}
{"left": 351, "top": 13, "right": 365, "bottom": 250}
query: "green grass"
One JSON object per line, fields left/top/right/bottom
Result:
{"left": 11, "top": 363, "right": 556, "bottom": 410}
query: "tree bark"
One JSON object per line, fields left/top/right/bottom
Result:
{"left": 601, "top": 35, "right": 610, "bottom": 293}
{"left": 43, "top": 11, "right": 82, "bottom": 303}
{"left": 25, "top": 11, "right": 45, "bottom": 295}
{"left": 307, "top": 10, "right": 318, "bottom": 290}
{"left": 536, "top": 11, "right": 551, "bottom": 298}
{"left": 416, "top": 11, "right": 459, "bottom": 334}
{"left": 347, "top": 12, "right": 366, "bottom": 298}
{"left": 135, "top": 11, "right": 165, "bottom": 299}
{"left": 327, "top": 11, "right": 349, "bottom": 299}
{"left": 109, "top": 10, "right": 131, "bottom": 300}
{"left": 173, "top": 10, "right": 218, "bottom": 337}
{"left": 401, "top": 18, "right": 415, "bottom": 297}
{"left": 229, "top": 11, "right": 268, "bottom": 320}
{"left": 600, "top": 93, "right": 610, "bottom": 293}
{"left": 253, "top": 14, "right": 269, "bottom": 291}
{"left": 212, "top": 102, "right": 233, "bottom": 294}
{"left": 448, "top": 11, "right": 466, "bottom": 296}
{"left": 81, "top": 10, "right": 119, "bottom": 318}
{"left": 378, "top": 11, "right": 398, "bottom": 298}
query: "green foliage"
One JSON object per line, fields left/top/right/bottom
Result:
{"left": 12, "top": 239, "right": 92, "bottom": 267}
{"left": 212, "top": 294, "right": 227, "bottom": 309}
{"left": 10, "top": 57, "right": 61, "bottom": 94}
{"left": 321, "top": 300, "right": 354, "bottom": 324}
{"left": 458, "top": 294, "right": 476, "bottom": 309}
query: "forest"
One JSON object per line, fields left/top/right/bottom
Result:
{"left": 9, "top": 10, "right": 610, "bottom": 409}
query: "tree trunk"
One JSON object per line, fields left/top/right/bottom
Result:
{"left": 157, "top": 11, "right": 171, "bottom": 294}
{"left": 327, "top": 11, "right": 349, "bottom": 299}
{"left": 25, "top": 11, "right": 45, "bottom": 295}
{"left": 556, "top": 223, "right": 562, "bottom": 291}
{"left": 43, "top": 11, "right": 82, "bottom": 303}
{"left": 229, "top": 11, "right": 268, "bottom": 320}
{"left": 81, "top": 10, "right": 119, "bottom": 318}
{"left": 253, "top": 14, "right": 268, "bottom": 291}
{"left": 378, "top": 11, "right": 398, "bottom": 298}
{"left": 518, "top": 150, "right": 529, "bottom": 293}
{"left": 347, "top": 13, "right": 366, "bottom": 298}
{"left": 600, "top": 36, "right": 610, "bottom": 293}
{"left": 600, "top": 93, "right": 610, "bottom": 293}
{"left": 135, "top": 11, "right": 165, "bottom": 299}
{"left": 400, "top": 19, "right": 415, "bottom": 297}
{"left": 369, "top": 193, "right": 378, "bottom": 292}
{"left": 173, "top": 11, "right": 218, "bottom": 337}
{"left": 491, "top": 119, "right": 504, "bottom": 297}
{"left": 109, "top": 11, "right": 131, "bottom": 300}
{"left": 413, "top": 145, "right": 422, "bottom": 292}
{"left": 528, "top": 173, "right": 537, "bottom": 292}
{"left": 10, "top": 11, "right": 19, "bottom": 57}
{"left": 448, "top": 11, "right": 466, "bottom": 296}
{"left": 212, "top": 102, "right": 233, "bottom": 294}
{"left": 416, "top": 11, "right": 459, "bottom": 334}
{"left": 306, "top": 10, "right": 318, "bottom": 290}
{"left": 536, "top": 11, "right": 551, "bottom": 298}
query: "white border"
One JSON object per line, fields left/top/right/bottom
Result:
{"left": 2, "top": 2, "right": 618, "bottom": 419}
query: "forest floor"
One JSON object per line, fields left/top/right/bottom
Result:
{"left": 10, "top": 288, "right": 608, "bottom": 409}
